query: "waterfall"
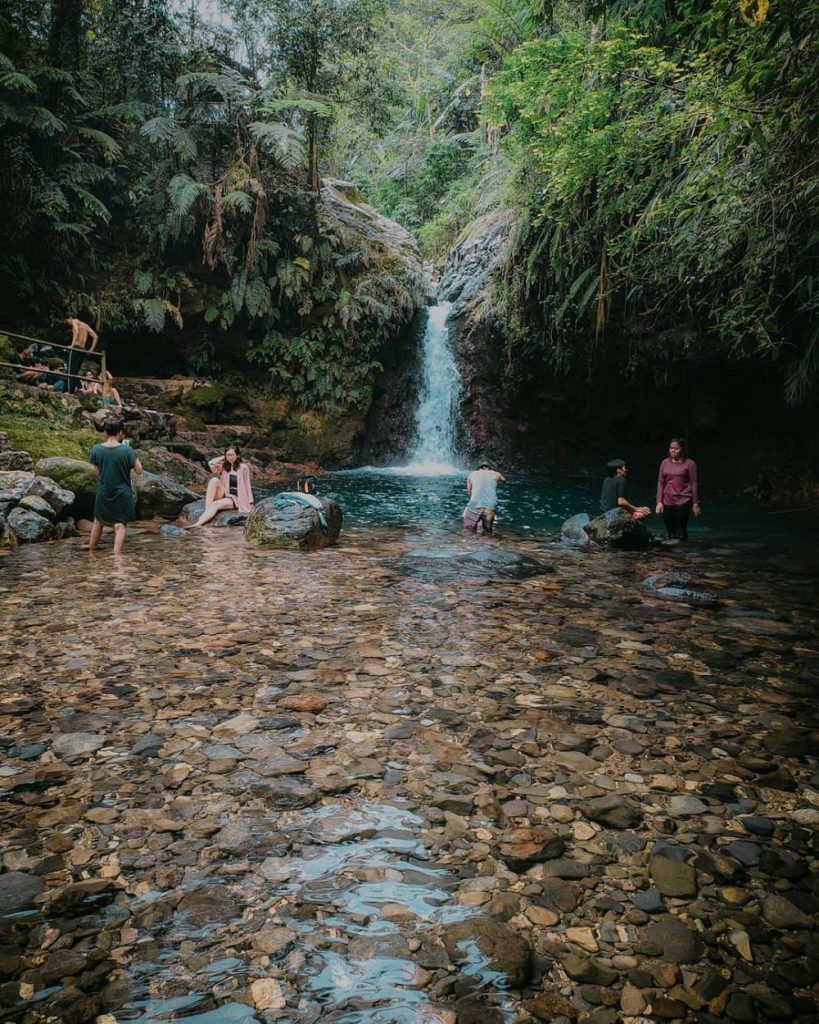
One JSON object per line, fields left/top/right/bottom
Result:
{"left": 402, "top": 302, "right": 463, "bottom": 474}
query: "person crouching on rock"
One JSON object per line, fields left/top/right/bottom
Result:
{"left": 88, "top": 417, "right": 143, "bottom": 555}
{"left": 188, "top": 445, "right": 254, "bottom": 527}
{"left": 600, "top": 459, "right": 651, "bottom": 520}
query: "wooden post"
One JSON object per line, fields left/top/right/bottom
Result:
{"left": 100, "top": 350, "right": 107, "bottom": 383}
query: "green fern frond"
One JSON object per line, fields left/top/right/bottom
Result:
{"left": 0, "top": 70, "right": 38, "bottom": 95}
{"left": 78, "top": 127, "right": 122, "bottom": 162}
{"left": 176, "top": 70, "right": 247, "bottom": 104}
{"left": 141, "top": 115, "right": 176, "bottom": 144}
{"left": 167, "top": 174, "right": 210, "bottom": 217}
{"left": 136, "top": 297, "right": 167, "bottom": 332}
{"left": 68, "top": 185, "right": 112, "bottom": 223}
{"left": 259, "top": 96, "right": 333, "bottom": 119}
{"left": 19, "top": 106, "right": 66, "bottom": 134}
{"left": 223, "top": 190, "right": 254, "bottom": 214}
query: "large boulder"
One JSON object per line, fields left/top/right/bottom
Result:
{"left": 585, "top": 508, "right": 651, "bottom": 550}
{"left": 245, "top": 495, "right": 342, "bottom": 550}
{"left": 18, "top": 494, "right": 56, "bottom": 520}
{"left": 133, "top": 472, "right": 197, "bottom": 519}
{"left": 26, "top": 476, "right": 75, "bottom": 518}
{"left": 180, "top": 499, "right": 249, "bottom": 528}
{"left": 8, "top": 507, "right": 56, "bottom": 543}
{"left": 561, "top": 512, "right": 591, "bottom": 547}
{"left": 34, "top": 458, "right": 98, "bottom": 518}
{"left": 0, "top": 470, "right": 35, "bottom": 508}
{"left": 84, "top": 405, "right": 175, "bottom": 442}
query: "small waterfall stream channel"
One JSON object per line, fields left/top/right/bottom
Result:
{"left": 1, "top": 303, "right": 819, "bottom": 1024}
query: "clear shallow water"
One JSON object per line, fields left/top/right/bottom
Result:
{"left": 302, "top": 469, "right": 817, "bottom": 547}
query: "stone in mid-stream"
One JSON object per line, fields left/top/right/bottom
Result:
{"left": 245, "top": 495, "right": 342, "bottom": 549}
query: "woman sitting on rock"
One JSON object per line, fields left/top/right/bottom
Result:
{"left": 188, "top": 445, "right": 254, "bottom": 527}
{"left": 100, "top": 370, "right": 122, "bottom": 407}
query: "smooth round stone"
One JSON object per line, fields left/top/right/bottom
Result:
{"left": 551, "top": 804, "right": 574, "bottom": 823}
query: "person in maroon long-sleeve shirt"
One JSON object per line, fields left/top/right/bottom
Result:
{"left": 656, "top": 437, "right": 701, "bottom": 541}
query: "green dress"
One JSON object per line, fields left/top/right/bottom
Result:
{"left": 89, "top": 442, "right": 137, "bottom": 523}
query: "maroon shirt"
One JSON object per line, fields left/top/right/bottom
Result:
{"left": 657, "top": 458, "right": 699, "bottom": 506}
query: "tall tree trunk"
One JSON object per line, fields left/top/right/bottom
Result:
{"left": 48, "top": 0, "right": 84, "bottom": 74}
{"left": 308, "top": 112, "right": 319, "bottom": 193}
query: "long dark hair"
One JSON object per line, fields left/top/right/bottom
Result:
{"left": 222, "top": 445, "right": 243, "bottom": 472}
{"left": 669, "top": 437, "right": 688, "bottom": 459}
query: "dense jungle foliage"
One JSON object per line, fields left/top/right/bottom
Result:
{"left": 0, "top": 0, "right": 817, "bottom": 408}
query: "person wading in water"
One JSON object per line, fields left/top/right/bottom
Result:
{"left": 656, "top": 437, "right": 701, "bottom": 541}
{"left": 463, "top": 460, "right": 506, "bottom": 535}
{"left": 88, "top": 417, "right": 143, "bottom": 555}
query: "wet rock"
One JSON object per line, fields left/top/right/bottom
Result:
{"left": 666, "top": 795, "right": 708, "bottom": 817}
{"left": 250, "top": 977, "right": 285, "bottom": 1011}
{"left": 443, "top": 917, "right": 531, "bottom": 987}
{"left": 278, "top": 694, "right": 328, "bottom": 713}
{"left": 455, "top": 992, "right": 505, "bottom": 1024}
{"left": 0, "top": 871, "right": 44, "bottom": 914}
{"left": 495, "top": 826, "right": 565, "bottom": 871}
{"left": 25, "top": 475, "right": 74, "bottom": 517}
{"left": 384, "top": 547, "right": 550, "bottom": 582}
{"left": 17, "top": 493, "right": 56, "bottom": 519}
{"left": 8, "top": 507, "right": 56, "bottom": 543}
{"left": 245, "top": 495, "right": 342, "bottom": 550}
{"left": 526, "top": 991, "right": 579, "bottom": 1020}
{"left": 641, "top": 571, "right": 720, "bottom": 607}
{"left": 762, "top": 895, "right": 814, "bottom": 930}
{"left": 577, "top": 794, "right": 643, "bottom": 829}
{"left": 252, "top": 927, "right": 296, "bottom": 956}
{"left": 561, "top": 513, "right": 591, "bottom": 547}
{"left": 649, "top": 844, "right": 698, "bottom": 897}
{"left": 179, "top": 499, "right": 248, "bottom": 527}
{"left": 133, "top": 471, "right": 197, "bottom": 519}
{"left": 561, "top": 953, "right": 618, "bottom": 986}
{"left": 585, "top": 508, "right": 651, "bottom": 550}
{"left": 51, "top": 732, "right": 105, "bottom": 758}
{"left": 34, "top": 457, "right": 97, "bottom": 517}
{"left": 633, "top": 887, "right": 666, "bottom": 913}
{"left": 638, "top": 916, "right": 705, "bottom": 963}
{"left": 0, "top": 469, "right": 35, "bottom": 505}
{"left": 159, "top": 523, "right": 187, "bottom": 537}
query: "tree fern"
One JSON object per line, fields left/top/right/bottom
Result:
{"left": 68, "top": 185, "right": 112, "bottom": 223}
{"left": 78, "top": 127, "right": 122, "bottom": 162}
{"left": 168, "top": 174, "right": 210, "bottom": 217}
{"left": 0, "top": 70, "right": 38, "bottom": 95}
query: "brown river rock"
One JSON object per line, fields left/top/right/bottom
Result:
{"left": 0, "top": 525, "right": 817, "bottom": 1023}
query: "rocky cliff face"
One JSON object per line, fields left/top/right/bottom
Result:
{"left": 439, "top": 209, "right": 517, "bottom": 464}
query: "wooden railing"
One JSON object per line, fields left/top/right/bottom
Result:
{"left": 0, "top": 329, "right": 107, "bottom": 388}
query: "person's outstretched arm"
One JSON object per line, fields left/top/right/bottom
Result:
{"left": 496, "top": 472, "right": 507, "bottom": 484}
{"left": 87, "top": 326, "right": 99, "bottom": 352}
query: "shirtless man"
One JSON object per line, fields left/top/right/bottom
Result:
{"left": 64, "top": 316, "right": 99, "bottom": 393}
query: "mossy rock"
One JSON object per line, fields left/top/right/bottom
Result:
{"left": 245, "top": 495, "right": 341, "bottom": 550}
{"left": 184, "top": 384, "right": 225, "bottom": 411}
{"left": 34, "top": 457, "right": 98, "bottom": 517}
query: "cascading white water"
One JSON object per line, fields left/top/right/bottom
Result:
{"left": 400, "top": 302, "right": 463, "bottom": 475}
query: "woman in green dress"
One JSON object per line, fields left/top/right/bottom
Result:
{"left": 88, "top": 417, "right": 143, "bottom": 554}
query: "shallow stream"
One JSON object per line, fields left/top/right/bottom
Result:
{"left": 1, "top": 488, "right": 818, "bottom": 1023}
